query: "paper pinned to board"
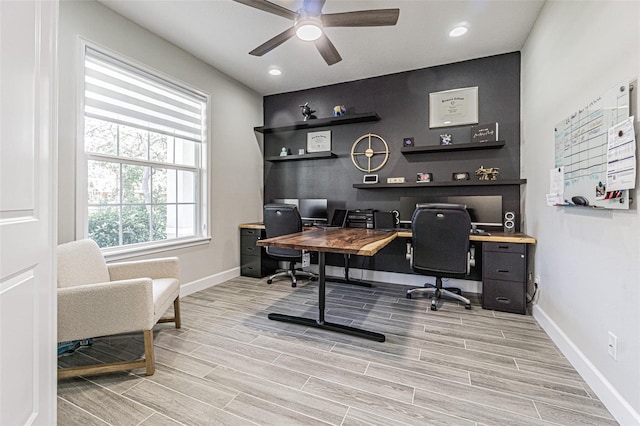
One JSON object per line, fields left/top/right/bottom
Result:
{"left": 546, "top": 167, "right": 565, "bottom": 206}
{"left": 606, "top": 116, "right": 636, "bottom": 191}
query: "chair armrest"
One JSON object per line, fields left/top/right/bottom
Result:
{"left": 57, "top": 278, "right": 154, "bottom": 342}
{"left": 108, "top": 257, "right": 179, "bottom": 281}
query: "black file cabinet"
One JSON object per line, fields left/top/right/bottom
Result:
{"left": 482, "top": 242, "right": 527, "bottom": 314}
{"left": 240, "top": 228, "right": 277, "bottom": 278}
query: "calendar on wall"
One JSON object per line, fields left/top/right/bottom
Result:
{"left": 553, "top": 81, "right": 633, "bottom": 210}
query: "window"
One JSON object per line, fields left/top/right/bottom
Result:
{"left": 81, "top": 45, "right": 208, "bottom": 251}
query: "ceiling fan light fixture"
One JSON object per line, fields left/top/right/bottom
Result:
{"left": 449, "top": 24, "right": 469, "bottom": 38}
{"left": 295, "top": 17, "right": 323, "bottom": 41}
{"left": 268, "top": 68, "right": 282, "bottom": 76}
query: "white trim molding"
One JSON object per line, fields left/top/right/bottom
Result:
{"left": 533, "top": 305, "right": 640, "bottom": 426}
{"left": 180, "top": 267, "right": 240, "bottom": 298}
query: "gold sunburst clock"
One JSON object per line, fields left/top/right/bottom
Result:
{"left": 350, "top": 133, "right": 390, "bottom": 173}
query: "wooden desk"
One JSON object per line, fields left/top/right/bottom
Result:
{"left": 257, "top": 228, "right": 397, "bottom": 342}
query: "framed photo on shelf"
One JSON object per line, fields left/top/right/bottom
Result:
{"left": 429, "top": 86, "right": 479, "bottom": 128}
{"left": 416, "top": 172, "right": 432, "bottom": 183}
{"left": 307, "top": 130, "right": 331, "bottom": 153}
{"left": 452, "top": 172, "right": 470, "bottom": 181}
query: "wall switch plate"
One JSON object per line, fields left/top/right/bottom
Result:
{"left": 608, "top": 332, "right": 617, "bottom": 360}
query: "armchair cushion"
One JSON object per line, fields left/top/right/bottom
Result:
{"left": 57, "top": 239, "right": 109, "bottom": 288}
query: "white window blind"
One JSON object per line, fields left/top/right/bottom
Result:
{"left": 84, "top": 47, "right": 206, "bottom": 143}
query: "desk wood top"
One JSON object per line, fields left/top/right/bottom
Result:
{"left": 241, "top": 223, "right": 536, "bottom": 244}
{"left": 256, "top": 228, "right": 397, "bottom": 256}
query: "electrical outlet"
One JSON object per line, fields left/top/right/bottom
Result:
{"left": 608, "top": 332, "right": 617, "bottom": 360}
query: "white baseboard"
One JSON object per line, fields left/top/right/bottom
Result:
{"left": 533, "top": 305, "right": 640, "bottom": 426}
{"left": 180, "top": 267, "right": 240, "bottom": 297}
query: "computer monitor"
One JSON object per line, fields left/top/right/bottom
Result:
{"left": 330, "top": 209, "right": 348, "bottom": 227}
{"left": 448, "top": 195, "right": 503, "bottom": 227}
{"left": 298, "top": 198, "right": 328, "bottom": 223}
{"left": 399, "top": 195, "right": 503, "bottom": 228}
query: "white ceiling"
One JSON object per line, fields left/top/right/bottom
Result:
{"left": 99, "top": 0, "right": 546, "bottom": 96}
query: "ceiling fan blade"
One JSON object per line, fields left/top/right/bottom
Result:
{"left": 314, "top": 33, "right": 342, "bottom": 65}
{"left": 232, "top": 0, "right": 297, "bottom": 20}
{"left": 302, "top": 0, "right": 326, "bottom": 16}
{"left": 249, "top": 26, "right": 296, "bottom": 56}
{"left": 322, "top": 9, "right": 400, "bottom": 27}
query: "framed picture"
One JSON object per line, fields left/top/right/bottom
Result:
{"left": 452, "top": 172, "right": 470, "bottom": 181}
{"left": 416, "top": 172, "right": 432, "bottom": 183}
{"left": 307, "top": 130, "right": 331, "bottom": 153}
{"left": 429, "top": 86, "right": 479, "bottom": 128}
{"left": 403, "top": 137, "right": 414, "bottom": 147}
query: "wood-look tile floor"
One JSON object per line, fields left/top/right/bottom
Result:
{"left": 57, "top": 277, "right": 618, "bottom": 425}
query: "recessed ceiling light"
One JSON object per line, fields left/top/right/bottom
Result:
{"left": 449, "top": 25, "right": 469, "bottom": 38}
{"left": 268, "top": 68, "right": 282, "bottom": 76}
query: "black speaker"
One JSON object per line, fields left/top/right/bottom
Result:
{"left": 504, "top": 211, "right": 516, "bottom": 233}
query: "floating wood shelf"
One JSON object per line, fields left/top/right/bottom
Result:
{"left": 255, "top": 112, "right": 380, "bottom": 134}
{"left": 401, "top": 140, "right": 505, "bottom": 154}
{"left": 353, "top": 179, "right": 526, "bottom": 189}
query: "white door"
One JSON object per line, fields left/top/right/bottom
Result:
{"left": 0, "top": 1, "right": 58, "bottom": 424}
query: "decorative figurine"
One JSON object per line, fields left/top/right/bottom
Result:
{"left": 475, "top": 165, "right": 500, "bottom": 181}
{"left": 439, "top": 134, "right": 453, "bottom": 145}
{"left": 299, "top": 102, "right": 316, "bottom": 121}
{"left": 280, "top": 147, "right": 288, "bottom": 157}
{"left": 332, "top": 105, "right": 346, "bottom": 117}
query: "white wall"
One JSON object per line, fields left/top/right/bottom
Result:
{"left": 521, "top": 2, "right": 640, "bottom": 423}
{"left": 58, "top": 0, "right": 264, "bottom": 287}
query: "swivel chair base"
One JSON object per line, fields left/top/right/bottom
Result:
{"left": 406, "top": 278, "right": 471, "bottom": 311}
{"left": 266, "top": 262, "right": 317, "bottom": 288}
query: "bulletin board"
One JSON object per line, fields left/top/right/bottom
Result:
{"left": 554, "top": 81, "right": 632, "bottom": 209}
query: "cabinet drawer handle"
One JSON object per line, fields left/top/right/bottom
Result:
{"left": 496, "top": 297, "right": 511, "bottom": 304}
{"left": 497, "top": 269, "right": 510, "bottom": 273}
{"left": 247, "top": 247, "right": 255, "bottom": 252}
{"left": 497, "top": 245, "right": 510, "bottom": 249}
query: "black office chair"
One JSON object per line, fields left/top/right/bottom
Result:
{"left": 263, "top": 203, "right": 317, "bottom": 287}
{"left": 406, "top": 203, "right": 472, "bottom": 310}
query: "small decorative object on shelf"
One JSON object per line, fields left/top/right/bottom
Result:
{"left": 416, "top": 172, "right": 432, "bottom": 182}
{"left": 471, "top": 122, "right": 499, "bottom": 143}
{"left": 299, "top": 102, "right": 316, "bottom": 121}
{"left": 403, "top": 137, "right": 414, "bottom": 147}
{"left": 452, "top": 172, "right": 470, "bottom": 181}
{"left": 332, "top": 105, "right": 346, "bottom": 116}
{"left": 475, "top": 166, "right": 500, "bottom": 181}
{"left": 280, "top": 147, "right": 288, "bottom": 157}
{"left": 387, "top": 177, "right": 405, "bottom": 183}
{"left": 440, "top": 134, "right": 453, "bottom": 145}
{"left": 298, "top": 148, "right": 305, "bottom": 155}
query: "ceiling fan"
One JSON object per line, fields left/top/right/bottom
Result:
{"left": 233, "top": 0, "right": 400, "bottom": 65}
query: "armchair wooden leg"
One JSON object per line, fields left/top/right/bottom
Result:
{"left": 143, "top": 329, "right": 155, "bottom": 376}
{"left": 173, "top": 297, "right": 181, "bottom": 329}
{"left": 158, "top": 296, "right": 181, "bottom": 329}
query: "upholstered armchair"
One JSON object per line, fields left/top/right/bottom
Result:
{"left": 57, "top": 239, "right": 181, "bottom": 379}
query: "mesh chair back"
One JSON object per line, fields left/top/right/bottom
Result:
{"left": 263, "top": 203, "right": 303, "bottom": 260}
{"left": 411, "top": 203, "right": 471, "bottom": 277}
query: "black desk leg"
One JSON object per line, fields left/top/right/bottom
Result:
{"left": 325, "top": 254, "right": 374, "bottom": 288}
{"left": 268, "top": 251, "right": 385, "bottom": 342}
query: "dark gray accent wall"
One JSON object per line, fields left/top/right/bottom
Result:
{"left": 262, "top": 52, "right": 522, "bottom": 227}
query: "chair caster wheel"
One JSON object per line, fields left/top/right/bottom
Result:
{"left": 310, "top": 276, "right": 318, "bottom": 281}
{"left": 291, "top": 282, "right": 297, "bottom": 288}
{"left": 267, "top": 279, "right": 273, "bottom": 284}
{"left": 430, "top": 303, "right": 437, "bottom": 311}
{"left": 465, "top": 304, "right": 471, "bottom": 310}
{"left": 406, "top": 293, "right": 412, "bottom": 299}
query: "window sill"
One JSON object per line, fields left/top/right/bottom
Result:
{"left": 102, "top": 236, "right": 211, "bottom": 262}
